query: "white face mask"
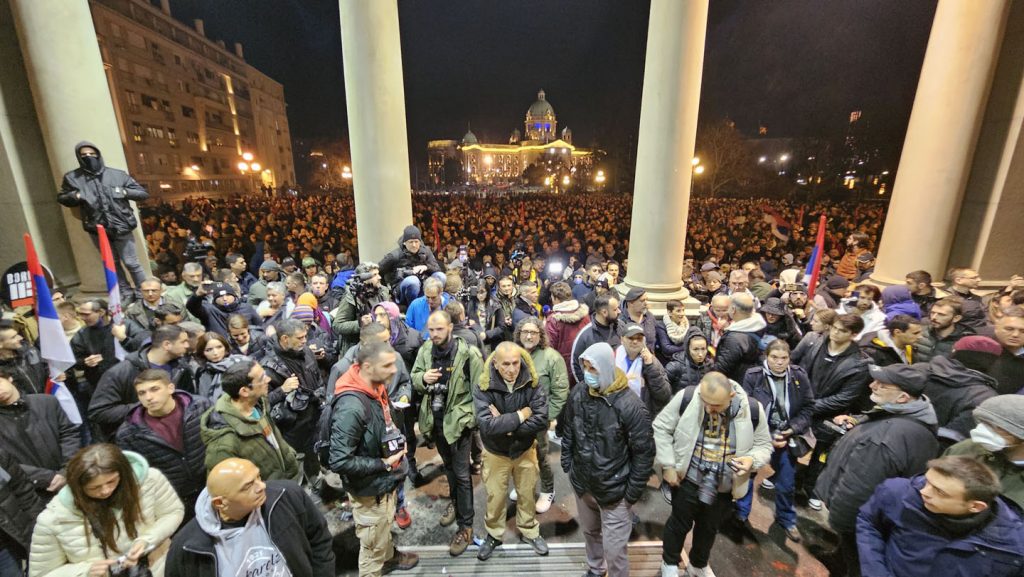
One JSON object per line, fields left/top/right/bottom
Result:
{"left": 970, "top": 422, "right": 1008, "bottom": 452}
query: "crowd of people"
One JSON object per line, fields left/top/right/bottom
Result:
{"left": 2, "top": 178, "right": 1024, "bottom": 577}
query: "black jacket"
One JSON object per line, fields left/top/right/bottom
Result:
{"left": 0, "top": 449, "right": 45, "bottom": 553}
{"left": 115, "top": 392, "right": 210, "bottom": 504}
{"left": 69, "top": 323, "right": 121, "bottom": 387}
{"left": 378, "top": 244, "right": 441, "bottom": 288}
{"left": 0, "top": 346, "right": 48, "bottom": 396}
{"left": 816, "top": 404, "right": 939, "bottom": 533}
{"left": 740, "top": 364, "right": 816, "bottom": 435}
{"left": 391, "top": 322, "right": 424, "bottom": 372}
{"left": 918, "top": 356, "right": 998, "bottom": 440}
{"left": 261, "top": 340, "right": 324, "bottom": 450}
{"left": 712, "top": 317, "right": 767, "bottom": 383}
{"left": 859, "top": 330, "right": 910, "bottom": 367}
{"left": 793, "top": 332, "right": 872, "bottom": 429}
{"left": 665, "top": 328, "right": 713, "bottom": 393}
{"left": 229, "top": 328, "right": 269, "bottom": 360}
{"left": 989, "top": 350, "right": 1024, "bottom": 395}
{"left": 186, "top": 294, "right": 261, "bottom": 339}
{"left": 655, "top": 319, "right": 689, "bottom": 366}
{"left": 0, "top": 395, "right": 79, "bottom": 495}
{"left": 569, "top": 315, "right": 622, "bottom": 383}
{"left": 57, "top": 141, "right": 148, "bottom": 234}
{"left": 88, "top": 346, "right": 196, "bottom": 440}
{"left": 560, "top": 372, "right": 654, "bottom": 506}
{"left": 165, "top": 481, "right": 335, "bottom": 577}
{"left": 473, "top": 349, "right": 548, "bottom": 459}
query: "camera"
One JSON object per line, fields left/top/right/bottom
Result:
{"left": 183, "top": 236, "right": 214, "bottom": 263}
{"left": 380, "top": 423, "right": 406, "bottom": 458}
{"left": 546, "top": 261, "right": 564, "bottom": 280}
{"left": 429, "top": 382, "right": 449, "bottom": 412}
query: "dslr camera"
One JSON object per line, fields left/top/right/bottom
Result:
{"left": 380, "top": 423, "right": 406, "bottom": 459}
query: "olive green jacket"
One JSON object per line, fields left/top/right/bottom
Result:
{"left": 945, "top": 439, "right": 1024, "bottom": 508}
{"left": 200, "top": 394, "right": 300, "bottom": 481}
{"left": 411, "top": 337, "right": 483, "bottom": 444}
{"left": 529, "top": 346, "right": 569, "bottom": 422}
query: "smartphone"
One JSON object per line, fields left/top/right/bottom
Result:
{"left": 728, "top": 459, "right": 742, "bottom": 473}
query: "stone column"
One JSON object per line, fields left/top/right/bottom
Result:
{"left": 9, "top": 0, "right": 151, "bottom": 292}
{"left": 871, "top": 0, "right": 1010, "bottom": 285}
{"left": 339, "top": 0, "right": 414, "bottom": 262}
{"left": 622, "top": 0, "right": 708, "bottom": 315}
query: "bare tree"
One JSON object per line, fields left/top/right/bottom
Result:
{"left": 695, "top": 120, "right": 757, "bottom": 197}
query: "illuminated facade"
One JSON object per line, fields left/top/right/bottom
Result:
{"left": 428, "top": 89, "right": 593, "bottom": 186}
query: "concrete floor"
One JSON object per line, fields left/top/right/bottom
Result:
{"left": 327, "top": 437, "right": 840, "bottom": 576}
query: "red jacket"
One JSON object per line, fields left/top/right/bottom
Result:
{"left": 545, "top": 301, "right": 590, "bottom": 386}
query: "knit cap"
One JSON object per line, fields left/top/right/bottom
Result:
{"left": 974, "top": 395, "right": 1024, "bottom": 440}
{"left": 291, "top": 304, "right": 315, "bottom": 324}
{"left": 952, "top": 335, "right": 1004, "bottom": 373}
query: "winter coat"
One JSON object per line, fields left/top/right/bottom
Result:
{"left": 29, "top": 451, "right": 184, "bottom": 577}
{"left": 816, "top": 402, "right": 939, "bottom": 533}
{"left": 68, "top": 323, "right": 120, "bottom": 387}
{"left": 793, "top": 332, "right": 872, "bottom": 428}
{"left": 560, "top": 369, "right": 654, "bottom": 506}
{"left": 693, "top": 310, "right": 728, "bottom": 348}
{"left": 194, "top": 355, "right": 249, "bottom": 401}
{"left": 857, "top": 475, "right": 1024, "bottom": 577}
{"left": 917, "top": 356, "right": 998, "bottom": 441}
{"left": 859, "top": 329, "right": 915, "bottom": 367}
{"left": 411, "top": 338, "right": 483, "bottom": 444}
{"left": 0, "top": 449, "right": 45, "bottom": 554}
{"left": 378, "top": 244, "right": 441, "bottom": 289}
{"left": 165, "top": 481, "right": 334, "bottom": 577}
{"left": 988, "top": 349, "right": 1024, "bottom": 395}
{"left": 330, "top": 284, "right": 391, "bottom": 354}
{"left": 473, "top": 348, "right": 548, "bottom": 459}
{"left": 945, "top": 440, "right": 1024, "bottom": 509}
{"left": 0, "top": 395, "right": 80, "bottom": 495}
{"left": 228, "top": 328, "right": 269, "bottom": 360}
{"left": 328, "top": 365, "right": 406, "bottom": 497}
{"left": 56, "top": 141, "right": 148, "bottom": 235}
{"left": 88, "top": 346, "right": 196, "bottom": 440}
{"left": 762, "top": 313, "right": 803, "bottom": 350}
{"left": 653, "top": 380, "right": 773, "bottom": 500}
{"left": 740, "top": 364, "right": 816, "bottom": 435}
{"left": 115, "top": 392, "right": 210, "bottom": 505}
{"left": 453, "top": 323, "right": 485, "bottom": 353}
{"left": 569, "top": 315, "right": 622, "bottom": 384}
{"left": 665, "top": 329, "right": 713, "bottom": 394}
{"left": 327, "top": 343, "right": 412, "bottom": 404}
{"left": 712, "top": 314, "right": 767, "bottom": 382}
{"left": 655, "top": 317, "right": 691, "bottom": 366}
{"left": 0, "top": 346, "right": 48, "bottom": 396}
{"left": 619, "top": 309, "right": 658, "bottom": 350}
{"left": 511, "top": 297, "right": 540, "bottom": 327}
{"left": 260, "top": 340, "right": 324, "bottom": 450}
{"left": 162, "top": 284, "right": 200, "bottom": 324}
{"left": 914, "top": 323, "right": 974, "bottom": 364}
{"left": 881, "top": 286, "right": 923, "bottom": 321}
{"left": 467, "top": 297, "right": 504, "bottom": 351}
{"left": 391, "top": 322, "right": 423, "bottom": 372}
{"left": 529, "top": 346, "right": 569, "bottom": 422}
{"left": 200, "top": 395, "right": 299, "bottom": 481}
{"left": 545, "top": 301, "right": 590, "bottom": 384}
{"left": 185, "top": 294, "right": 260, "bottom": 339}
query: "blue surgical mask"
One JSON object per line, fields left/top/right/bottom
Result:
{"left": 584, "top": 372, "right": 601, "bottom": 390}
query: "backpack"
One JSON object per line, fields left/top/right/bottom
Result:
{"left": 676, "top": 385, "right": 761, "bottom": 430}
{"left": 314, "top": 390, "right": 372, "bottom": 468}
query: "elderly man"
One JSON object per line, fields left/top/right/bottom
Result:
{"left": 164, "top": 262, "right": 204, "bottom": 323}
{"left": 712, "top": 293, "right": 766, "bottom": 382}
{"left": 124, "top": 277, "right": 166, "bottom": 330}
{"left": 694, "top": 294, "right": 732, "bottom": 351}
{"left": 165, "top": 458, "right": 334, "bottom": 577}
{"left": 620, "top": 288, "right": 657, "bottom": 350}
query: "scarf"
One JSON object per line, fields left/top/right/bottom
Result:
{"left": 614, "top": 346, "right": 645, "bottom": 399}
{"left": 663, "top": 314, "right": 689, "bottom": 344}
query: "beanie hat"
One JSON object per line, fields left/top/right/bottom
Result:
{"left": 401, "top": 225, "right": 422, "bottom": 243}
{"left": 704, "top": 271, "right": 722, "bottom": 284}
{"left": 259, "top": 259, "right": 281, "bottom": 271}
{"left": 291, "top": 304, "right": 315, "bottom": 324}
{"left": 826, "top": 276, "right": 851, "bottom": 291}
{"left": 296, "top": 292, "right": 318, "bottom": 309}
{"left": 210, "top": 283, "right": 236, "bottom": 300}
{"left": 974, "top": 395, "right": 1024, "bottom": 440}
{"left": 952, "top": 335, "right": 1003, "bottom": 373}
{"left": 301, "top": 257, "right": 317, "bottom": 268}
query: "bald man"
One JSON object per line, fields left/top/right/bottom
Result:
{"left": 712, "top": 293, "right": 767, "bottom": 382}
{"left": 165, "top": 458, "right": 334, "bottom": 577}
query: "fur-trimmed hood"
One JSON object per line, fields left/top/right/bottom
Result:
{"left": 479, "top": 346, "right": 539, "bottom": 392}
{"left": 550, "top": 300, "right": 589, "bottom": 324}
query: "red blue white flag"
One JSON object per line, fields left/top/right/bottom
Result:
{"left": 96, "top": 225, "right": 126, "bottom": 360}
{"left": 24, "top": 234, "right": 82, "bottom": 424}
{"left": 804, "top": 215, "right": 827, "bottom": 300}
{"left": 762, "top": 207, "right": 791, "bottom": 243}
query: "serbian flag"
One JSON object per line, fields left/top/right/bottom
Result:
{"left": 96, "top": 225, "right": 126, "bottom": 360}
{"left": 432, "top": 214, "right": 441, "bottom": 254}
{"left": 762, "top": 207, "right": 791, "bottom": 242}
{"left": 24, "top": 234, "right": 82, "bottom": 424}
{"left": 804, "top": 215, "right": 827, "bottom": 299}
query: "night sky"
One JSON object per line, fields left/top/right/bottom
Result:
{"left": 160, "top": 0, "right": 936, "bottom": 167}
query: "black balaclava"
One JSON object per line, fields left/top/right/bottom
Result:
{"left": 75, "top": 141, "right": 105, "bottom": 175}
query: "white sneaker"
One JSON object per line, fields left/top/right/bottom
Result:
{"left": 509, "top": 487, "right": 518, "bottom": 501}
{"left": 808, "top": 498, "right": 823, "bottom": 511}
{"left": 685, "top": 564, "right": 717, "bottom": 577}
{"left": 761, "top": 478, "right": 776, "bottom": 490}
{"left": 661, "top": 562, "right": 680, "bottom": 577}
{"left": 535, "top": 492, "right": 554, "bottom": 513}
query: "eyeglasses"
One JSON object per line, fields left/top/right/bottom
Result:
{"left": 520, "top": 329, "right": 541, "bottom": 336}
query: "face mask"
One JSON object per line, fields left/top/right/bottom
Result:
{"left": 80, "top": 155, "right": 103, "bottom": 173}
{"left": 970, "top": 422, "right": 1008, "bottom": 452}
{"left": 584, "top": 372, "right": 601, "bottom": 390}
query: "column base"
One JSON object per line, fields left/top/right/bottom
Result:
{"left": 617, "top": 277, "right": 701, "bottom": 319}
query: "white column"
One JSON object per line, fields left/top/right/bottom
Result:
{"left": 623, "top": 0, "right": 708, "bottom": 314}
{"left": 10, "top": 0, "right": 151, "bottom": 292}
{"left": 872, "top": 0, "right": 1010, "bottom": 285}
{"left": 339, "top": 0, "right": 414, "bottom": 263}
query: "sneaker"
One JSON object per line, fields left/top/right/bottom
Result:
{"left": 685, "top": 564, "right": 717, "bottom": 577}
{"left": 760, "top": 478, "right": 776, "bottom": 490}
{"left": 521, "top": 535, "right": 549, "bottom": 556}
{"left": 449, "top": 527, "right": 473, "bottom": 557}
{"left": 661, "top": 563, "right": 680, "bottom": 577}
{"left": 477, "top": 534, "right": 501, "bottom": 561}
{"left": 536, "top": 492, "right": 554, "bottom": 514}
{"left": 808, "top": 498, "right": 823, "bottom": 511}
{"left": 440, "top": 501, "right": 456, "bottom": 527}
{"left": 784, "top": 525, "right": 802, "bottom": 543}
{"left": 381, "top": 550, "right": 419, "bottom": 574}
{"left": 509, "top": 487, "right": 518, "bottom": 501}
{"left": 395, "top": 506, "right": 412, "bottom": 529}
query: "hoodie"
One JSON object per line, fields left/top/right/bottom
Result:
{"left": 919, "top": 356, "right": 998, "bottom": 440}
{"left": 882, "top": 285, "right": 923, "bottom": 321}
{"left": 193, "top": 489, "right": 291, "bottom": 577}
{"left": 666, "top": 328, "right": 714, "bottom": 393}
{"left": 713, "top": 313, "right": 767, "bottom": 382}
{"left": 57, "top": 141, "right": 148, "bottom": 235}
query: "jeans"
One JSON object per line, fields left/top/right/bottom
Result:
{"left": 398, "top": 272, "right": 446, "bottom": 305}
{"left": 735, "top": 449, "right": 797, "bottom": 529}
{"left": 536, "top": 428, "right": 554, "bottom": 493}
{"left": 577, "top": 493, "right": 633, "bottom": 576}
{"left": 89, "top": 231, "right": 146, "bottom": 296}
{"left": 435, "top": 425, "right": 474, "bottom": 529}
{"left": 0, "top": 548, "right": 23, "bottom": 577}
{"left": 662, "top": 480, "right": 734, "bottom": 569}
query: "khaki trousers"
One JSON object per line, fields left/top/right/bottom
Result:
{"left": 350, "top": 490, "right": 397, "bottom": 576}
{"left": 482, "top": 444, "right": 540, "bottom": 540}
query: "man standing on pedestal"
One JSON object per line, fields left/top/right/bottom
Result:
{"left": 57, "top": 141, "right": 148, "bottom": 301}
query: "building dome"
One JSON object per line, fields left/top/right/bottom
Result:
{"left": 462, "top": 129, "right": 478, "bottom": 145}
{"left": 527, "top": 89, "right": 555, "bottom": 118}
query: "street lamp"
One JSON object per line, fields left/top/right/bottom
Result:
{"left": 595, "top": 170, "right": 606, "bottom": 183}
{"left": 242, "top": 152, "right": 254, "bottom": 162}
{"left": 694, "top": 165, "right": 705, "bottom": 175}
{"left": 562, "top": 175, "right": 570, "bottom": 186}
{"left": 691, "top": 157, "right": 700, "bottom": 166}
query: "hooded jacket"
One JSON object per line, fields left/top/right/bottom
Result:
{"left": 29, "top": 451, "right": 184, "bottom": 577}
{"left": 918, "top": 356, "right": 998, "bottom": 440}
{"left": 857, "top": 475, "right": 1024, "bottom": 577}
{"left": 881, "top": 286, "right": 923, "bottom": 321}
{"left": 57, "top": 141, "right": 148, "bottom": 235}
{"left": 560, "top": 343, "right": 654, "bottom": 506}
{"left": 186, "top": 293, "right": 261, "bottom": 339}
{"left": 165, "top": 481, "right": 334, "bottom": 577}
{"left": 665, "top": 328, "right": 713, "bottom": 394}
{"left": 529, "top": 345, "right": 569, "bottom": 422}
{"left": 373, "top": 302, "right": 423, "bottom": 370}
{"left": 410, "top": 337, "right": 483, "bottom": 444}
{"left": 0, "top": 449, "right": 45, "bottom": 554}
{"left": 473, "top": 347, "right": 548, "bottom": 459}
{"left": 859, "top": 329, "right": 915, "bottom": 367}
{"left": 569, "top": 313, "right": 622, "bottom": 384}
{"left": 816, "top": 399, "right": 939, "bottom": 533}
{"left": 200, "top": 395, "right": 299, "bottom": 482}
{"left": 0, "top": 394, "right": 79, "bottom": 496}
{"left": 328, "top": 364, "right": 406, "bottom": 497}
{"left": 327, "top": 343, "right": 412, "bottom": 405}
{"left": 712, "top": 313, "right": 767, "bottom": 382}
{"left": 545, "top": 300, "right": 590, "bottom": 384}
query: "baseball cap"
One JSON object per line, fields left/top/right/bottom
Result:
{"left": 869, "top": 364, "right": 927, "bottom": 396}
{"left": 622, "top": 323, "right": 645, "bottom": 339}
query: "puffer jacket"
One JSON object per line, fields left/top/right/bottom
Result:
{"left": 914, "top": 323, "right": 974, "bottom": 364}
{"left": 28, "top": 451, "right": 184, "bottom": 577}
{"left": 115, "top": 392, "right": 210, "bottom": 506}
{"left": 56, "top": 141, "right": 148, "bottom": 235}
{"left": 530, "top": 346, "right": 569, "bottom": 422}
{"left": 378, "top": 244, "right": 441, "bottom": 289}
{"left": 918, "top": 356, "right": 998, "bottom": 440}
{"left": 0, "top": 449, "right": 45, "bottom": 553}
{"left": 473, "top": 348, "right": 548, "bottom": 459}
{"left": 200, "top": 395, "right": 299, "bottom": 481}
{"left": 560, "top": 368, "right": 653, "bottom": 506}
{"left": 712, "top": 314, "right": 767, "bottom": 382}
{"left": 665, "top": 328, "right": 713, "bottom": 393}
{"left": 411, "top": 337, "right": 483, "bottom": 444}
{"left": 330, "top": 284, "right": 391, "bottom": 354}
{"left": 652, "top": 380, "right": 773, "bottom": 500}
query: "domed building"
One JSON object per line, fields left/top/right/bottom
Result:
{"left": 427, "top": 89, "right": 594, "bottom": 188}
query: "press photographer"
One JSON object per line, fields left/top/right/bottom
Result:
{"left": 332, "top": 262, "right": 391, "bottom": 355}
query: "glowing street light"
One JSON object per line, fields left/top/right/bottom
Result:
{"left": 250, "top": 162, "right": 261, "bottom": 171}
{"left": 779, "top": 154, "right": 790, "bottom": 162}
{"left": 342, "top": 166, "right": 352, "bottom": 179}
{"left": 237, "top": 161, "right": 249, "bottom": 172}
{"left": 242, "top": 152, "right": 254, "bottom": 162}
{"left": 595, "top": 170, "right": 606, "bottom": 184}
{"left": 758, "top": 156, "right": 767, "bottom": 163}
{"left": 544, "top": 176, "right": 552, "bottom": 186}
{"left": 691, "top": 157, "right": 700, "bottom": 166}
{"left": 562, "top": 175, "right": 570, "bottom": 186}
{"left": 694, "top": 165, "right": 706, "bottom": 175}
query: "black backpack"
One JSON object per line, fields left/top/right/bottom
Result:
{"left": 675, "top": 385, "right": 761, "bottom": 429}
{"left": 314, "top": 391, "right": 372, "bottom": 469}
